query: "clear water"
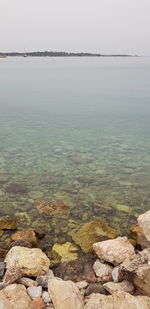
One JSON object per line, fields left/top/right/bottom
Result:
{"left": 0, "top": 56, "right": 150, "bottom": 247}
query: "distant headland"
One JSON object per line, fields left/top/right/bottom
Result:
{"left": 0, "top": 51, "right": 138, "bottom": 57}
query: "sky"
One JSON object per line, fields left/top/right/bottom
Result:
{"left": 0, "top": 0, "right": 150, "bottom": 55}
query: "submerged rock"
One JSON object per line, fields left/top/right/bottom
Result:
{"left": 5, "top": 246, "right": 50, "bottom": 277}
{"left": 93, "top": 237, "right": 135, "bottom": 266}
{"left": 71, "top": 218, "right": 118, "bottom": 253}
{"left": 11, "top": 229, "right": 37, "bottom": 246}
{"left": 52, "top": 242, "right": 78, "bottom": 263}
{"left": 5, "top": 183, "right": 27, "bottom": 194}
{"left": 48, "top": 278, "right": 84, "bottom": 309}
{"left": 0, "top": 216, "right": 17, "bottom": 230}
{"left": 28, "top": 191, "right": 44, "bottom": 199}
{"left": 54, "top": 257, "right": 96, "bottom": 283}
{"left": 9, "top": 239, "right": 32, "bottom": 249}
{"left": 34, "top": 200, "right": 70, "bottom": 216}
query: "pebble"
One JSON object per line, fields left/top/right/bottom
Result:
{"left": 19, "top": 277, "right": 38, "bottom": 287}
{"left": 27, "top": 286, "right": 42, "bottom": 299}
{"left": 42, "top": 291, "right": 51, "bottom": 303}
{"left": 32, "top": 297, "right": 46, "bottom": 309}
{"left": 46, "top": 269, "right": 54, "bottom": 277}
{"left": 75, "top": 281, "right": 88, "bottom": 289}
{"left": 36, "top": 274, "right": 54, "bottom": 288}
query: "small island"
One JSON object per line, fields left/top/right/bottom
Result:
{"left": 0, "top": 51, "right": 138, "bottom": 57}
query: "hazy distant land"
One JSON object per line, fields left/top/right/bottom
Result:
{"left": 0, "top": 51, "right": 138, "bottom": 57}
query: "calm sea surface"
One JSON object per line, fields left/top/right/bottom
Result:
{"left": 0, "top": 56, "right": 150, "bottom": 247}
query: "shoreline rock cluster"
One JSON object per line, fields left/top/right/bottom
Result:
{"left": 1, "top": 210, "right": 150, "bottom": 308}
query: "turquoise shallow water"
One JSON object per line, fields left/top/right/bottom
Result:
{"left": 0, "top": 56, "right": 150, "bottom": 247}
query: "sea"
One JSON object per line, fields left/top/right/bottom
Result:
{"left": 0, "top": 56, "right": 150, "bottom": 247}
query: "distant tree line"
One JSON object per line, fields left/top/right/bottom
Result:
{"left": 0, "top": 51, "right": 136, "bottom": 57}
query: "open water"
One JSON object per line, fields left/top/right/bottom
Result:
{"left": 0, "top": 56, "right": 150, "bottom": 247}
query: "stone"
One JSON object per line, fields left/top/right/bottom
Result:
{"left": 121, "top": 248, "right": 150, "bottom": 296}
{"left": 0, "top": 216, "right": 17, "bottom": 230}
{"left": 93, "top": 237, "right": 135, "bottom": 266}
{"left": 5, "top": 183, "right": 27, "bottom": 194}
{"left": 46, "top": 269, "right": 54, "bottom": 277}
{"left": 48, "top": 278, "right": 84, "bottom": 309}
{"left": 34, "top": 200, "right": 69, "bottom": 216}
{"left": 130, "top": 224, "right": 150, "bottom": 249}
{"left": 112, "top": 266, "right": 124, "bottom": 283}
{"left": 1, "top": 284, "right": 34, "bottom": 309}
{"left": 52, "top": 242, "right": 78, "bottom": 262}
{"left": 42, "top": 291, "right": 51, "bottom": 303}
{"left": 84, "top": 291, "right": 150, "bottom": 309}
{"left": 32, "top": 297, "right": 45, "bottom": 309}
{"left": 28, "top": 191, "right": 44, "bottom": 199}
{"left": 71, "top": 218, "right": 118, "bottom": 253}
{"left": 11, "top": 229, "right": 37, "bottom": 246}
{"left": 36, "top": 272, "right": 54, "bottom": 288}
{"left": 93, "top": 259, "right": 113, "bottom": 282}
{"left": 84, "top": 293, "right": 112, "bottom": 309}
{"left": 5, "top": 246, "right": 50, "bottom": 277}
{"left": 85, "top": 283, "right": 107, "bottom": 296}
{"left": 75, "top": 281, "right": 88, "bottom": 289}
{"left": 27, "top": 286, "right": 42, "bottom": 299}
{"left": 19, "top": 277, "right": 37, "bottom": 287}
{"left": 103, "top": 280, "right": 134, "bottom": 294}
{"left": 0, "top": 292, "right": 15, "bottom": 309}
{"left": 3, "top": 268, "right": 21, "bottom": 284}
{"left": 138, "top": 210, "right": 150, "bottom": 242}
{"left": 9, "top": 239, "right": 32, "bottom": 249}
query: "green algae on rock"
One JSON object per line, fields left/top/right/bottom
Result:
{"left": 34, "top": 200, "right": 70, "bottom": 216}
{"left": 71, "top": 218, "right": 118, "bottom": 253}
{"left": 0, "top": 216, "right": 17, "bottom": 230}
{"left": 52, "top": 242, "right": 79, "bottom": 263}
{"left": 115, "top": 204, "right": 133, "bottom": 214}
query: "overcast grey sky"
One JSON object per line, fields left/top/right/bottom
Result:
{"left": 0, "top": 0, "right": 150, "bottom": 55}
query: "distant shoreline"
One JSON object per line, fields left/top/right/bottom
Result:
{"left": 0, "top": 51, "right": 138, "bottom": 57}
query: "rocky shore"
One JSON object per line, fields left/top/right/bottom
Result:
{"left": 1, "top": 209, "right": 150, "bottom": 308}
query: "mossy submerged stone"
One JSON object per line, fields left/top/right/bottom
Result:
{"left": 115, "top": 204, "right": 133, "bottom": 214}
{"left": 0, "top": 216, "right": 17, "bottom": 230}
{"left": 71, "top": 218, "right": 118, "bottom": 253}
{"left": 34, "top": 200, "right": 70, "bottom": 216}
{"left": 52, "top": 242, "right": 78, "bottom": 263}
